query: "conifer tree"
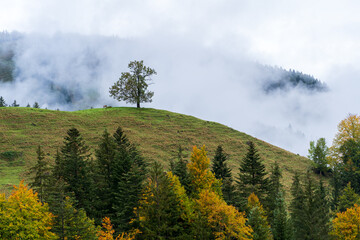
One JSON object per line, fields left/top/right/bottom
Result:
{"left": 33, "top": 101, "right": 40, "bottom": 108}
{"left": 11, "top": 99, "right": 19, "bottom": 107}
{"left": 110, "top": 127, "right": 147, "bottom": 233}
{"left": 314, "top": 178, "right": 330, "bottom": 240}
{"left": 212, "top": 145, "right": 235, "bottom": 205}
{"left": 29, "top": 145, "right": 51, "bottom": 203}
{"left": 93, "top": 129, "right": 117, "bottom": 221}
{"left": 170, "top": 145, "right": 191, "bottom": 194}
{"left": 56, "top": 127, "right": 93, "bottom": 214}
{"left": 290, "top": 173, "right": 305, "bottom": 240}
{"left": 26, "top": 103, "right": 30, "bottom": 107}
{"left": 53, "top": 195, "right": 99, "bottom": 240}
{"left": 137, "top": 162, "right": 185, "bottom": 239}
{"left": 0, "top": 96, "right": 6, "bottom": 107}
{"left": 338, "top": 182, "right": 360, "bottom": 212}
{"left": 271, "top": 191, "right": 290, "bottom": 240}
{"left": 247, "top": 193, "right": 273, "bottom": 240}
{"left": 236, "top": 141, "right": 269, "bottom": 207}
{"left": 266, "top": 161, "right": 283, "bottom": 222}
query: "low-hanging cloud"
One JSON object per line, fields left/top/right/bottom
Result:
{"left": 1, "top": 0, "right": 360, "bottom": 156}
{"left": 0, "top": 31, "right": 338, "bottom": 156}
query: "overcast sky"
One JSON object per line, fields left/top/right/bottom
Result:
{"left": 1, "top": 0, "right": 360, "bottom": 156}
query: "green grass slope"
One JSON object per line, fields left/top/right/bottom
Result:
{"left": 0, "top": 107, "right": 312, "bottom": 194}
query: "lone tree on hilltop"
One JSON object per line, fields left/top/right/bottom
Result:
{"left": 109, "top": 60, "right": 156, "bottom": 108}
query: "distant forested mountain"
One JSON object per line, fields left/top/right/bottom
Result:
{"left": 260, "top": 65, "right": 327, "bottom": 93}
{"left": 0, "top": 31, "right": 327, "bottom": 108}
{"left": 0, "top": 31, "right": 18, "bottom": 83}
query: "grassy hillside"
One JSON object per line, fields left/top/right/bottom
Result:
{"left": 0, "top": 107, "right": 313, "bottom": 194}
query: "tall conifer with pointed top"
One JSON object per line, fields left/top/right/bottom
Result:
{"left": 236, "top": 141, "right": 269, "bottom": 206}
{"left": 29, "top": 145, "right": 51, "bottom": 203}
{"left": 56, "top": 127, "right": 93, "bottom": 213}
{"left": 212, "top": 145, "right": 235, "bottom": 205}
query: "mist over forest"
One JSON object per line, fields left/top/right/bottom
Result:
{"left": 0, "top": 31, "right": 330, "bottom": 155}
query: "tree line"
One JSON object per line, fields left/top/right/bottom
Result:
{"left": 0, "top": 96, "right": 40, "bottom": 108}
{"left": 2, "top": 115, "right": 360, "bottom": 239}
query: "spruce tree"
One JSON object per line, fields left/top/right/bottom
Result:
{"left": 93, "top": 129, "right": 117, "bottom": 222}
{"left": 170, "top": 146, "right": 191, "bottom": 194}
{"left": 56, "top": 127, "right": 93, "bottom": 214}
{"left": 247, "top": 193, "right": 273, "bottom": 240}
{"left": 26, "top": 103, "right": 30, "bottom": 107}
{"left": 338, "top": 182, "right": 360, "bottom": 212}
{"left": 271, "top": 191, "right": 290, "bottom": 240}
{"left": 0, "top": 96, "right": 6, "bottom": 107}
{"left": 314, "top": 178, "right": 330, "bottom": 240}
{"left": 11, "top": 100, "right": 19, "bottom": 107}
{"left": 266, "top": 161, "right": 283, "bottom": 222}
{"left": 137, "top": 162, "right": 185, "bottom": 239}
{"left": 29, "top": 145, "right": 51, "bottom": 203}
{"left": 33, "top": 102, "right": 40, "bottom": 108}
{"left": 302, "top": 173, "right": 320, "bottom": 240}
{"left": 110, "top": 127, "right": 147, "bottom": 233}
{"left": 212, "top": 145, "right": 235, "bottom": 205}
{"left": 236, "top": 141, "right": 269, "bottom": 206}
{"left": 290, "top": 173, "right": 305, "bottom": 240}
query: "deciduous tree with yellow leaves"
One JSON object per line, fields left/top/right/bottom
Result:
{"left": 0, "top": 181, "right": 56, "bottom": 240}
{"left": 331, "top": 204, "right": 360, "bottom": 239}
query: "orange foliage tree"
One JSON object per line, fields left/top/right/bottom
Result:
{"left": 187, "top": 145, "right": 222, "bottom": 196}
{"left": 328, "top": 114, "right": 360, "bottom": 166}
{"left": 0, "top": 181, "right": 56, "bottom": 239}
{"left": 331, "top": 204, "right": 360, "bottom": 239}
{"left": 187, "top": 145, "right": 252, "bottom": 239}
{"left": 98, "top": 217, "right": 139, "bottom": 240}
{"left": 196, "top": 189, "right": 253, "bottom": 239}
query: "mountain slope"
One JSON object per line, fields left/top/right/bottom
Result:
{"left": 0, "top": 107, "right": 312, "bottom": 194}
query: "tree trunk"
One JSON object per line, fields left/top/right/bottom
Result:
{"left": 137, "top": 102, "right": 140, "bottom": 108}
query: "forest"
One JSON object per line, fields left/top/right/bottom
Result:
{"left": 1, "top": 113, "right": 360, "bottom": 239}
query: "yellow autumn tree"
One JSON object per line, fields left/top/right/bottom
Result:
{"left": 247, "top": 193, "right": 273, "bottom": 240}
{"left": 0, "top": 180, "right": 56, "bottom": 239}
{"left": 331, "top": 204, "right": 360, "bottom": 239}
{"left": 196, "top": 189, "right": 253, "bottom": 240}
{"left": 328, "top": 114, "right": 360, "bottom": 166}
{"left": 187, "top": 145, "right": 222, "bottom": 196}
{"left": 98, "top": 217, "right": 139, "bottom": 240}
{"left": 186, "top": 145, "right": 252, "bottom": 239}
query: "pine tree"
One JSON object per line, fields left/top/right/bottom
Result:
{"left": 266, "top": 161, "right": 283, "bottom": 222}
{"left": 29, "top": 145, "right": 51, "bottom": 203}
{"left": 111, "top": 127, "right": 147, "bottom": 233}
{"left": 338, "top": 182, "right": 360, "bottom": 212}
{"left": 26, "top": 103, "right": 30, "bottom": 107}
{"left": 56, "top": 127, "right": 93, "bottom": 214}
{"left": 54, "top": 195, "right": 99, "bottom": 240}
{"left": 11, "top": 99, "right": 19, "bottom": 107}
{"left": 290, "top": 173, "right": 305, "bottom": 240}
{"left": 0, "top": 96, "right": 6, "bottom": 107}
{"left": 93, "top": 129, "right": 117, "bottom": 222}
{"left": 33, "top": 102, "right": 40, "bottom": 108}
{"left": 170, "top": 146, "right": 191, "bottom": 194}
{"left": 271, "top": 191, "right": 290, "bottom": 240}
{"left": 314, "top": 178, "right": 330, "bottom": 240}
{"left": 236, "top": 141, "right": 269, "bottom": 207}
{"left": 247, "top": 193, "right": 273, "bottom": 240}
{"left": 137, "top": 162, "right": 185, "bottom": 239}
{"left": 212, "top": 145, "right": 235, "bottom": 205}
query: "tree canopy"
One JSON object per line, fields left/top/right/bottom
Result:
{"left": 109, "top": 60, "right": 156, "bottom": 108}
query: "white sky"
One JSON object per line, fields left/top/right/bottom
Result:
{"left": 1, "top": 0, "right": 360, "bottom": 155}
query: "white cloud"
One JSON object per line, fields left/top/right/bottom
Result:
{"left": 1, "top": 0, "right": 360, "bottom": 155}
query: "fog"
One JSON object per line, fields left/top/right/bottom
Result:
{"left": 1, "top": 0, "right": 360, "bottom": 156}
